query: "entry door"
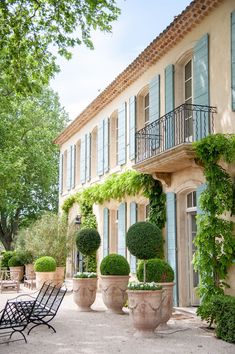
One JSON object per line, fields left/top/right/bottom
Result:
{"left": 188, "top": 211, "right": 199, "bottom": 306}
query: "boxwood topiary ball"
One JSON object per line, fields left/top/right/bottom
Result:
{"left": 76, "top": 228, "right": 101, "bottom": 256}
{"left": 100, "top": 254, "right": 130, "bottom": 275}
{"left": 8, "top": 254, "right": 24, "bottom": 267}
{"left": 126, "top": 221, "right": 163, "bottom": 260}
{"left": 34, "top": 256, "right": 56, "bottom": 272}
{"left": 137, "top": 258, "right": 174, "bottom": 283}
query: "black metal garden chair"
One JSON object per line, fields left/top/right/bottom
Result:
{"left": 10, "top": 282, "right": 67, "bottom": 335}
{"left": 0, "top": 282, "right": 67, "bottom": 345}
{"left": 0, "top": 296, "right": 34, "bottom": 344}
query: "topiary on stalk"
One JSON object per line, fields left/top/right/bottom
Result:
{"left": 76, "top": 228, "right": 101, "bottom": 272}
{"left": 76, "top": 228, "right": 101, "bottom": 256}
{"left": 126, "top": 221, "right": 164, "bottom": 282}
{"left": 137, "top": 259, "right": 174, "bottom": 283}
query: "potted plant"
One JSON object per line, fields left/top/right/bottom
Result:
{"left": 126, "top": 221, "right": 164, "bottom": 337}
{"left": 100, "top": 254, "right": 130, "bottom": 314}
{"left": 8, "top": 252, "right": 25, "bottom": 281}
{"left": 1, "top": 251, "right": 14, "bottom": 269}
{"left": 73, "top": 228, "right": 101, "bottom": 311}
{"left": 137, "top": 258, "right": 174, "bottom": 330}
{"left": 34, "top": 256, "right": 56, "bottom": 289}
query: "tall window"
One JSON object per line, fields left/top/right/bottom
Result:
{"left": 144, "top": 93, "right": 149, "bottom": 126}
{"left": 115, "top": 116, "right": 119, "bottom": 165}
{"left": 184, "top": 60, "right": 193, "bottom": 141}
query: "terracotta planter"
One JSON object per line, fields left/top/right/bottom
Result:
{"left": 157, "top": 282, "right": 174, "bottom": 330}
{"left": 54, "top": 266, "right": 65, "bottom": 286}
{"left": 127, "top": 289, "right": 163, "bottom": 337}
{"left": 73, "top": 277, "right": 97, "bottom": 311}
{"left": 35, "top": 271, "right": 55, "bottom": 289}
{"left": 25, "top": 263, "right": 35, "bottom": 277}
{"left": 100, "top": 275, "right": 129, "bottom": 314}
{"left": 9, "top": 266, "right": 24, "bottom": 282}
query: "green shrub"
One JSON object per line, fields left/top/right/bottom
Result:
{"left": 137, "top": 258, "right": 174, "bottom": 283}
{"left": 19, "top": 250, "right": 34, "bottom": 264}
{"left": 126, "top": 221, "right": 163, "bottom": 260}
{"left": 8, "top": 254, "right": 24, "bottom": 267}
{"left": 34, "top": 256, "right": 56, "bottom": 272}
{"left": 100, "top": 254, "right": 130, "bottom": 276}
{"left": 1, "top": 251, "right": 14, "bottom": 269}
{"left": 76, "top": 228, "right": 101, "bottom": 256}
{"left": 212, "top": 295, "right": 235, "bottom": 343}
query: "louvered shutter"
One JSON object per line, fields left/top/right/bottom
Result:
{"left": 166, "top": 192, "right": 178, "bottom": 305}
{"left": 97, "top": 121, "right": 104, "bottom": 176}
{"left": 118, "top": 103, "right": 126, "bottom": 165}
{"left": 149, "top": 76, "right": 160, "bottom": 149}
{"left": 104, "top": 118, "right": 109, "bottom": 172}
{"left": 130, "top": 202, "right": 137, "bottom": 273}
{"left": 193, "top": 34, "right": 209, "bottom": 140}
{"left": 103, "top": 208, "right": 109, "bottom": 257}
{"left": 59, "top": 152, "right": 63, "bottom": 194}
{"left": 80, "top": 136, "right": 86, "bottom": 184}
{"left": 86, "top": 133, "right": 91, "bottom": 182}
{"left": 196, "top": 184, "right": 206, "bottom": 215}
{"left": 71, "top": 145, "right": 76, "bottom": 189}
{"left": 118, "top": 203, "right": 126, "bottom": 256}
{"left": 231, "top": 12, "right": 235, "bottom": 111}
{"left": 129, "top": 96, "right": 136, "bottom": 160}
{"left": 66, "top": 146, "right": 72, "bottom": 190}
{"left": 165, "top": 65, "right": 175, "bottom": 149}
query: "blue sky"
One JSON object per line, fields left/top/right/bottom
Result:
{"left": 51, "top": 0, "right": 190, "bottom": 121}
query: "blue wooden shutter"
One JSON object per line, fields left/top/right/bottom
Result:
{"left": 165, "top": 64, "right": 175, "bottom": 149}
{"left": 166, "top": 192, "right": 178, "bottom": 305}
{"left": 193, "top": 34, "right": 209, "bottom": 140}
{"left": 86, "top": 133, "right": 91, "bottom": 182}
{"left": 149, "top": 75, "right": 160, "bottom": 149}
{"left": 71, "top": 145, "right": 76, "bottom": 189}
{"left": 104, "top": 118, "right": 109, "bottom": 173}
{"left": 103, "top": 208, "right": 109, "bottom": 257}
{"left": 118, "top": 103, "right": 126, "bottom": 165}
{"left": 231, "top": 12, "right": 235, "bottom": 111}
{"left": 129, "top": 96, "right": 136, "bottom": 160}
{"left": 130, "top": 202, "right": 137, "bottom": 273}
{"left": 97, "top": 121, "right": 104, "bottom": 176}
{"left": 118, "top": 203, "right": 126, "bottom": 256}
{"left": 66, "top": 146, "right": 72, "bottom": 190}
{"left": 149, "top": 75, "right": 160, "bottom": 122}
{"left": 80, "top": 136, "right": 86, "bottom": 184}
{"left": 59, "top": 152, "right": 63, "bottom": 194}
{"left": 196, "top": 184, "right": 206, "bottom": 215}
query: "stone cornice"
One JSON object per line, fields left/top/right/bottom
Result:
{"left": 55, "top": 0, "right": 224, "bottom": 146}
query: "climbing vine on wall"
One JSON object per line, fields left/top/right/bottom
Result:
{"left": 62, "top": 170, "right": 166, "bottom": 230}
{"left": 193, "top": 134, "right": 235, "bottom": 318}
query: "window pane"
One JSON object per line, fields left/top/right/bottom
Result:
{"left": 145, "top": 107, "right": 149, "bottom": 124}
{"left": 185, "top": 60, "right": 192, "bottom": 81}
{"left": 187, "top": 193, "right": 192, "bottom": 208}
{"left": 144, "top": 93, "right": 149, "bottom": 108}
{"left": 185, "top": 79, "right": 192, "bottom": 100}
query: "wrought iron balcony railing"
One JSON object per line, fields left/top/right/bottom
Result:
{"left": 135, "top": 103, "right": 217, "bottom": 164}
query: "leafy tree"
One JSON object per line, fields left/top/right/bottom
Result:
{"left": 0, "top": 0, "right": 120, "bottom": 96}
{"left": 0, "top": 88, "right": 68, "bottom": 250}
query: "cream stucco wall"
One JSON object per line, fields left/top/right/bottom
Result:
{"left": 59, "top": 0, "right": 235, "bottom": 304}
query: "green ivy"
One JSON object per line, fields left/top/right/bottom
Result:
{"left": 62, "top": 170, "right": 166, "bottom": 231}
{"left": 193, "top": 134, "right": 235, "bottom": 319}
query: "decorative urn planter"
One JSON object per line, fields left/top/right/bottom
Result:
{"left": 9, "top": 266, "right": 24, "bottom": 282}
{"left": 73, "top": 277, "right": 97, "bottom": 311}
{"left": 157, "top": 282, "right": 174, "bottom": 330}
{"left": 54, "top": 266, "right": 65, "bottom": 286}
{"left": 100, "top": 275, "right": 130, "bottom": 314}
{"left": 35, "top": 271, "right": 55, "bottom": 289}
{"left": 127, "top": 289, "right": 163, "bottom": 337}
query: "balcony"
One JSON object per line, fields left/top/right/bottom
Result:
{"left": 134, "top": 103, "right": 216, "bottom": 176}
